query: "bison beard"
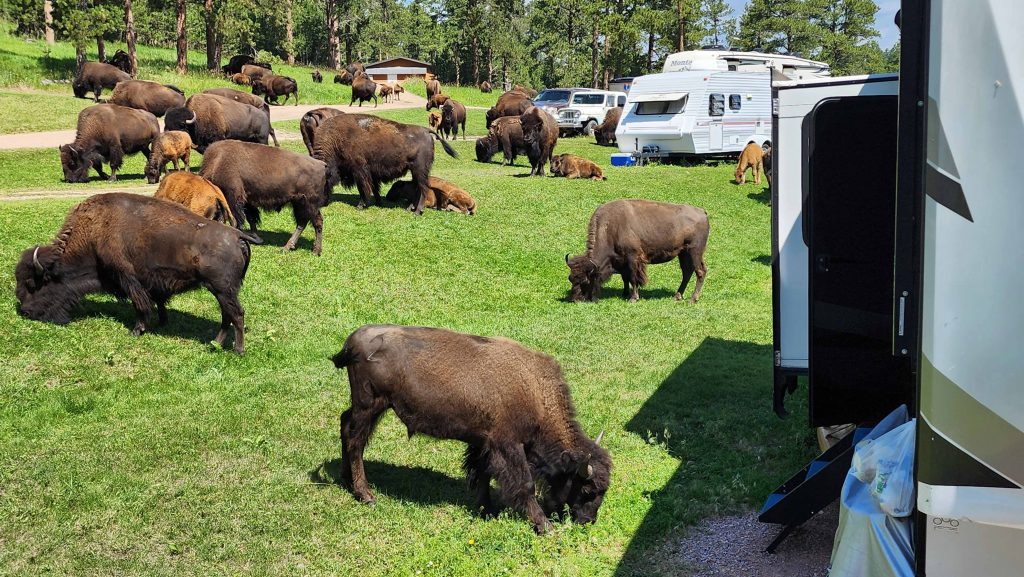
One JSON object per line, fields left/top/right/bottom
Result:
{"left": 14, "top": 193, "right": 260, "bottom": 353}
{"left": 330, "top": 325, "right": 611, "bottom": 534}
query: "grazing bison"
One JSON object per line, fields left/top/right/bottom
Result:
{"left": 144, "top": 130, "right": 194, "bottom": 183}
{"left": 520, "top": 106, "right": 558, "bottom": 176}
{"left": 107, "top": 49, "right": 133, "bottom": 76}
{"left": 479, "top": 80, "right": 492, "bottom": 93}
{"left": 312, "top": 69, "right": 323, "bottom": 83}
{"left": 425, "top": 78, "right": 441, "bottom": 100}
{"left": 550, "top": 154, "right": 606, "bottom": 181}
{"left": 164, "top": 93, "right": 271, "bottom": 152}
{"left": 200, "top": 140, "right": 334, "bottom": 255}
{"left": 566, "top": 199, "right": 709, "bottom": 303}
{"left": 391, "top": 83, "right": 404, "bottom": 100}
{"left": 72, "top": 61, "right": 131, "bottom": 102}
{"left": 14, "top": 193, "right": 259, "bottom": 353}
{"left": 155, "top": 171, "right": 235, "bottom": 226}
{"left": 252, "top": 74, "right": 300, "bottom": 105}
{"left": 440, "top": 99, "right": 467, "bottom": 140}
{"left": 331, "top": 324, "right": 611, "bottom": 534}
{"left": 425, "top": 94, "right": 450, "bottom": 111}
{"left": 475, "top": 116, "right": 526, "bottom": 165}
{"left": 734, "top": 141, "right": 764, "bottom": 185}
{"left": 202, "top": 87, "right": 279, "bottom": 146}
{"left": 763, "top": 144, "right": 773, "bottom": 186}
{"left": 385, "top": 177, "right": 476, "bottom": 215}
{"left": 313, "top": 114, "right": 458, "bottom": 214}
{"left": 594, "top": 107, "right": 622, "bottom": 146}
{"left": 345, "top": 62, "right": 366, "bottom": 77}
{"left": 513, "top": 84, "right": 538, "bottom": 98}
{"left": 108, "top": 80, "right": 186, "bottom": 117}
{"left": 377, "top": 83, "right": 393, "bottom": 103}
{"left": 333, "top": 70, "right": 353, "bottom": 85}
{"left": 485, "top": 90, "right": 533, "bottom": 129}
{"left": 231, "top": 73, "right": 251, "bottom": 86}
{"left": 221, "top": 54, "right": 270, "bottom": 76}
{"left": 300, "top": 108, "right": 346, "bottom": 156}
{"left": 59, "top": 104, "right": 159, "bottom": 183}
{"left": 240, "top": 63, "right": 272, "bottom": 83}
{"left": 350, "top": 73, "right": 378, "bottom": 107}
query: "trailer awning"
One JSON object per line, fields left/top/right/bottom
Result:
{"left": 628, "top": 91, "right": 688, "bottom": 103}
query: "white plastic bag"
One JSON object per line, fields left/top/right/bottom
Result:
{"left": 850, "top": 419, "right": 916, "bottom": 517}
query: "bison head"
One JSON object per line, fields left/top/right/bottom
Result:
{"left": 250, "top": 79, "right": 267, "bottom": 97}
{"left": 14, "top": 245, "right": 83, "bottom": 325}
{"left": 566, "top": 254, "right": 601, "bottom": 302}
{"left": 71, "top": 81, "right": 88, "bottom": 99}
{"left": 59, "top": 144, "right": 92, "bottom": 183}
{"left": 485, "top": 108, "right": 497, "bottom": 129}
{"left": 428, "top": 111, "right": 441, "bottom": 130}
{"left": 564, "top": 432, "right": 611, "bottom": 525}
{"left": 520, "top": 107, "right": 545, "bottom": 146}
{"left": 164, "top": 107, "right": 197, "bottom": 137}
{"left": 475, "top": 136, "right": 497, "bottom": 163}
{"left": 594, "top": 128, "right": 611, "bottom": 146}
{"left": 550, "top": 154, "right": 565, "bottom": 176}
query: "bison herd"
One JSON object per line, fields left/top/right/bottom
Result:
{"left": 17, "top": 54, "right": 721, "bottom": 535}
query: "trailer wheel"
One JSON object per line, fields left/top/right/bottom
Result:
{"left": 583, "top": 119, "right": 598, "bottom": 137}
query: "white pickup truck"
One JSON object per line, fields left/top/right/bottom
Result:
{"left": 535, "top": 88, "right": 626, "bottom": 137}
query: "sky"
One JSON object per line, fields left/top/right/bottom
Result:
{"left": 724, "top": 0, "right": 902, "bottom": 50}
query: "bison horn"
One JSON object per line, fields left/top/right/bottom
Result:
{"left": 565, "top": 253, "right": 570, "bottom": 264}
{"left": 595, "top": 430, "right": 605, "bottom": 446}
{"left": 577, "top": 458, "right": 594, "bottom": 480}
{"left": 32, "top": 246, "right": 43, "bottom": 273}
{"left": 185, "top": 110, "right": 197, "bottom": 124}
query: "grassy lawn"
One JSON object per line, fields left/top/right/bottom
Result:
{"left": 403, "top": 77, "right": 498, "bottom": 108}
{"left": 0, "top": 91, "right": 94, "bottom": 134}
{"left": 0, "top": 127, "right": 812, "bottom": 575}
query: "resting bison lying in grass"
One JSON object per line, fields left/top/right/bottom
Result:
{"left": 72, "top": 61, "right": 131, "bottom": 102}
{"left": 550, "top": 154, "right": 606, "bottom": 180}
{"left": 202, "top": 88, "right": 279, "bottom": 147}
{"left": 385, "top": 177, "right": 477, "bottom": 215}
{"left": 200, "top": 140, "right": 334, "bottom": 255}
{"left": 59, "top": 104, "right": 159, "bottom": 183}
{"left": 144, "top": 130, "right": 194, "bottom": 183}
{"left": 475, "top": 116, "right": 526, "bottom": 165}
{"left": 165, "top": 93, "right": 271, "bottom": 153}
{"left": 330, "top": 325, "right": 611, "bottom": 534}
{"left": 155, "top": 171, "right": 235, "bottom": 226}
{"left": 14, "top": 193, "right": 259, "bottom": 353}
{"left": 313, "top": 114, "right": 458, "bottom": 214}
{"left": 479, "top": 80, "right": 492, "bottom": 93}
{"left": 108, "top": 80, "right": 185, "bottom": 117}
{"left": 567, "top": 199, "right": 709, "bottom": 303}
{"left": 520, "top": 106, "right": 558, "bottom": 176}
{"left": 300, "top": 108, "right": 345, "bottom": 155}
{"left": 594, "top": 107, "right": 622, "bottom": 146}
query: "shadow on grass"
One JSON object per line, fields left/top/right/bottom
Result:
{"left": 248, "top": 229, "right": 313, "bottom": 252}
{"left": 751, "top": 254, "right": 771, "bottom": 266}
{"left": 747, "top": 187, "right": 771, "bottom": 205}
{"left": 310, "top": 458, "right": 470, "bottom": 510}
{"left": 614, "top": 337, "right": 773, "bottom": 577}
{"left": 78, "top": 297, "right": 222, "bottom": 343}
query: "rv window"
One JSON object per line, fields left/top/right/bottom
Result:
{"left": 636, "top": 95, "right": 688, "bottom": 115}
{"left": 572, "top": 93, "right": 605, "bottom": 105}
{"left": 709, "top": 93, "right": 725, "bottom": 116}
{"left": 729, "top": 94, "right": 742, "bottom": 110}
{"left": 617, "top": 95, "right": 626, "bottom": 107}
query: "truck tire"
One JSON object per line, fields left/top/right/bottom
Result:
{"left": 583, "top": 119, "right": 598, "bottom": 137}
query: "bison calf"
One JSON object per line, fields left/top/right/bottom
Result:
{"left": 385, "top": 177, "right": 476, "bottom": 215}
{"left": 550, "top": 154, "right": 606, "bottom": 181}
{"left": 231, "top": 73, "right": 251, "bottom": 86}
{"left": 735, "top": 141, "right": 764, "bottom": 185}
{"left": 155, "top": 172, "right": 235, "bottom": 226}
{"left": 566, "top": 199, "right": 709, "bottom": 303}
{"left": 144, "top": 130, "right": 194, "bottom": 183}
{"left": 15, "top": 193, "right": 259, "bottom": 353}
{"left": 331, "top": 325, "right": 611, "bottom": 534}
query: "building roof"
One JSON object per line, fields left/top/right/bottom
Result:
{"left": 365, "top": 57, "right": 432, "bottom": 69}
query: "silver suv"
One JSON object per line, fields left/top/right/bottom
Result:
{"left": 537, "top": 88, "right": 626, "bottom": 137}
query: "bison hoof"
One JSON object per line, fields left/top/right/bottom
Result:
{"left": 356, "top": 203, "right": 367, "bottom": 210}
{"left": 131, "top": 325, "right": 145, "bottom": 336}
{"left": 673, "top": 292, "right": 683, "bottom": 301}
{"left": 628, "top": 296, "right": 639, "bottom": 304}
{"left": 108, "top": 175, "right": 118, "bottom": 182}
{"left": 355, "top": 493, "right": 376, "bottom": 505}
{"left": 533, "top": 519, "right": 553, "bottom": 535}
{"left": 233, "top": 346, "right": 245, "bottom": 356}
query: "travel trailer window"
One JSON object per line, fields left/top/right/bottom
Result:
{"left": 572, "top": 93, "right": 605, "bottom": 105}
{"left": 617, "top": 95, "right": 626, "bottom": 106}
{"left": 637, "top": 95, "right": 688, "bottom": 115}
{"left": 709, "top": 93, "right": 725, "bottom": 116}
{"left": 729, "top": 94, "right": 742, "bottom": 110}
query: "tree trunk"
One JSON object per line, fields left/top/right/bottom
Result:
{"left": 344, "top": 20, "right": 352, "bottom": 64}
{"left": 647, "top": 31, "right": 654, "bottom": 73}
{"left": 204, "top": 0, "right": 218, "bottom": 70}
{"left": 44, "top": 0, "right": 54, "bottom": 45}
{"left": 97, "top": 37, "right": 106, "bottom": 62}
{"left": 454, "top": 53, "right": 461, "bottom": 86}
{"left": 486, "top": 46, "right": 492, "bottom": 82}
{"left": 471, "top": 34, "right": 479, "bottom": 85}
{"left": 326, "top": 0, "right": 339, "bottom": 69}
{"left": 175, "top": 0, "right": 187, "bottom": 74}
{"left": 124, "top": 0, "right": 138, "bottom": 77}
{"left": 591, "top": 19, "right": 599, "bottom": 88}
{"left": 502, "top": 53, "right": 508, "bottom": 91}
{"left": 75, "top": 0, "right": 88, "bottom": 71}
{"left": 677, "top": 0, "right": 686, "bottom": 51}
{"left": 602, "top": 12, "right": 611, "bottom": 89}
{"left": 285, "top": 0, "right": 295, "bottom": 65}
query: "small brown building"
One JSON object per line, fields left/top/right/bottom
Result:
{"left": 363, "top": 57, "right": 432, "bottom": 83}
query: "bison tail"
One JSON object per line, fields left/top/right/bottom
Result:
{"left": 330, "top": 345, "right": 359, "bottom": 369}
{"left": 237, "top": 230, "right": 264, "bottom": 245}
{"left": 431, "top": 132, "right": 459, "bottom": 159}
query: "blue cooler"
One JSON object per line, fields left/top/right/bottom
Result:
{"left": 610, "top": 153, "right": 636, "bottom": 167}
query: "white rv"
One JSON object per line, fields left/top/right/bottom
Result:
{"left": 615, "top": 50, "right": 830, "bottom": 158}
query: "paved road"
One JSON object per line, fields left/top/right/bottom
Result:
{"left": 0, "top": 93, "right": 429, "bottom": 151}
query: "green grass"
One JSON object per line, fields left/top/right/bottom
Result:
{"left": 403, "top": 77, "right": 498, "bottom": 108}
{"left": 0, "top": 91, "right": 93, "bottom": 134}
{"left": 0, "top": 136, "right": 813, "bottom": 575}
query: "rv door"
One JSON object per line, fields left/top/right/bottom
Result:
{"left": 709, "top": 93, "right": 725, "bottom": 150}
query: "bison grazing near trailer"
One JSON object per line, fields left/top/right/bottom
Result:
{"left": 240, "top": 63, "right": 272, "bottom": 83}
{"left": 475, "top": 116, "right": 527, "bottom": 165}
{"left": 202, "top": 87, "right": 280, "bottom": 147}
{"left": 164, "top": 93, "right": 271, "bottom": 153}
{"left": 520, "top": 106, "right": 558, "bottom": 176}
{"left": 313, "top": 114, "right": 458, "bottom": 215}
{"left": 108, "top": 80, "right": 186, "bottom": 117}
{"left": 330, "top": 325, "right": 612, "bottom": 534}
{"left": 144, "top": 130, "right": 194, "bottom": 183}
{"left": 550, "top": 154, "right": 606, "bottom": 181}
{"left": 59, "top": 104, "right": 159, "bottom": 183}
{"left": 14, "top": 193, "right": 259, "bottom": 353}
{"left": 594, "top": 107, "right": 622, "bottom": 146}
{"left": 350, "top": 73, "right": 378, "bottom": 107}
{"left": 200, "top": 140, "right": 334, "bottom": 255}
{"left": 72, "top": 61, "right": 131, "bottom": 102}
{"left": 425, "top": 78, "right": 441, "bottom": 101}
{"left": 485, "top": 90, "right": 534, "bottom": 129}
{"left": 479, "top": 80, "right": 492, "bottom": 93}
{"left": 312, "top": 69, "right": 323, "bottom": 83}
{"left": 251, "top": 74, "right": 300, "bottom": 105}
{"left": 155, "top": 171, "right": 235, "bottom": 226}
{"left": 425, "top": 94, "right": 450, "bottom": 111}
{"left": 440, "top": 99, "right": 467, "bottom": 140}
{"left": 566, "top": 199, "right": 709, "bottom": 304}
{"left": 300, "top": 108, "right": 345, "bottom": 156}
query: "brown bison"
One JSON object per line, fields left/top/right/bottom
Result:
{"left": 513, "top": 84, "right": 539, "bottom": 98}
{"left": 331, "top": 325, "right": 611, "bottom": 533}
{"left": 300, "top": 108, "right": 346, "bottom": 156}
{"left": 164, "top": 93, "right": 271, "bottom": 153}
{"left": 15, "top": 193, "right": 259, "bottom": 353}
{"left": 72, "top": 61, "right": 131, "bottom": 102}
{"left": 550, "top": 154, "right": 606, "bottom": 181}
{"left": 144, "top": 130, "right": 195, "bottom": 183}
{"left": 231, "top": 73, "right": 251, "bottom": 86}
{"left": 475, "top": 116, "right": 527, "bottom": 165}
{"left": 440, "top": 99, "right": 467, "bottom": 140}
{"left": 200, "top": 140, "right": 334, "bottom": 255}
{"left": 428, "top": 111, "right": 441, "bottom": 130}
{"left": 386, "top": 179, "right": 438, "bottom": 209}
{"left": 520, "top": 106, "right": 558, "bottom": 176}
{"left": 425, "top": 78, "right": 441, "bottom": 100}
{"left": 312, "top": 69, "right": 323, "bottom": 83}
{"left": 59, "top": 104, "right": 159, "bottom": 183}
{"left": 485, "top": 90, "right": 534, "bottom": 129}
{"left": 221, "top": 54, "right": 271, "bottom": 76}
{"left": 251, "top": 74, "right": 300, "bottom": 105}
{"left": 377, "top": 83, "right": 393, "bottom": 103}
{"left": 106, "top": 49, "right": 133, "bottom": 76}
{"left": 385, "top": 177, "right": 477, "bottom": 215}
{"left": 350, "top": 73, "right": 378, "bottom": 107}
{"left": 734, "top": 141, "right": 764, "bottom": 185}
{"left": 334, "top": 70, "right": 353, "bottom": 85}
{"left": 108, "top": 80, "right": 186, "bottom": 117}
{"left": 240, "top": 63, "right": 272, "bottom": 82}
{"left": 155, "top": 171, "right": 235, "bottom": 226}
{"left": 201, "top": 87, "right": 280, "bottom": 147}
{"left": 345, "top": 62, "right": 366, "bottom": 77}
{"left": 313, "top": 114, "right": 458, "bottom": 214}
{"left": 479, "top": 80, "right": 493, "bottom": 93}
{"left": 391, "top": 83, "right": 404, "bottom": 100}
{"left": 425, "top": 94, "right": 450, "bottom": 111}
{"left": 566, "top": 199, "right": 709, "bottom": 303}
{"left": 594, "top": 107, "right": 622, "bottom": 146}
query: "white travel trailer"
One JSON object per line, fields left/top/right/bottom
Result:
{"left": 615, "top": 50, "right": 829, "bottom": 158}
